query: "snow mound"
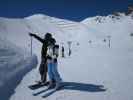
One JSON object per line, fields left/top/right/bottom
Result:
{"left": 0, "top": 37, "right": 38, "bottom": 100}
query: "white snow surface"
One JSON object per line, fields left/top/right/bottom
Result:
{"left": 0, "top": 13, "right": 133, "bottom": 100}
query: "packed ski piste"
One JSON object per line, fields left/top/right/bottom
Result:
{"left": 0, "top": 10, "right": 133, "bottom": 100}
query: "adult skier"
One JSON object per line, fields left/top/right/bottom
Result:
{"left": 29, "top": 32, "right": 53, "bottom": 84}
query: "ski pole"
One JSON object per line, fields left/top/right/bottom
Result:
{"left": 31, "top": 36, "right": 32, "bottom": 56}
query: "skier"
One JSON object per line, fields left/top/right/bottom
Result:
{"left": 46, "top": 38, "right": 62, "bottom": 89}
{"left": 67, "top": 41, "right": 72, "bottom": 56}
{"left": 68, "top": 48, "right": 72, "bottom": 56}
{"left": 61, "top": 46, "right": 65, "bottom": 57}
{"left": 29, "top": 32, "right": 53, "bottom": 84}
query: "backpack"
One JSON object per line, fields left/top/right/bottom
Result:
{"left": 47, "top": 44, "right": 59, "bottom": 59}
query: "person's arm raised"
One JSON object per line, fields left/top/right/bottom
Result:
{"left": 29, "top": 33, "right": 44, "bottom": 43}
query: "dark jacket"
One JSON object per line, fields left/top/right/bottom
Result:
{"left": 31, "top": 34, "right": 51, "bottom": 59}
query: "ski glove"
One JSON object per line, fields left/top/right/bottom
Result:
{"left": 29, "top": 33, "right": 35, "bottom": 37}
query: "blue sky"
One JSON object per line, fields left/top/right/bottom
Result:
{"left": 0, "top": 0, "right": 133, "bottom": 21}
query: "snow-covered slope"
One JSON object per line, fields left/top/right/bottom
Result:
{"left": 81, "top": 13, "right": 133, "bottom": 49}
{"left": 0, "top": 12, "right": 133, "bottom": 100}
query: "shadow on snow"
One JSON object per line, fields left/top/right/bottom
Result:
{"left": 33, "top": 81, "right": 107, "bottom": 98}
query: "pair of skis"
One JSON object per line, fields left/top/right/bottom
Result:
{"left": 28, "top": 81, "right": 64, "bottom": 98}
{"left": 28, "top": 81, "right": 49, "bottom": 90}
{"left": 33, "top": 87, "right": 59, "bottom": 98}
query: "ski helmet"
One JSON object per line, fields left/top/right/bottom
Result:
{"left": 44, "top": 33, "right": 52, "bottom": 40}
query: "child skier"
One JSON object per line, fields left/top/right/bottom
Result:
{"left": 47, "top": 38, "right": 62, "bottom": 90}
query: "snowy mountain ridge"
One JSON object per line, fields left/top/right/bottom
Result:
{"left": 82, "top": 11, "right": 133, "bottom": 24}
{"left": 1, "top": 12, "right": 131, "bottom": 52}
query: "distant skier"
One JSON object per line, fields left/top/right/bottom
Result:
{"left": 61, "top": 46, "right": 65, "bottom": 57}
{"left": 29, "top": 32, "right": 53, "bottom": 84}
{"left": 46, "top": 38, "right": 62, "bottom": 89}
{"left": 67, "top": 41, "right": 72, "bottom": 56}
{"left": 68, "top": 48, "right": 71, "bottom": 56}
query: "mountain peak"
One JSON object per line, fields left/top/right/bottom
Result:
{"left": 25, "top": 14, "right": 51, "bottom": 20}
